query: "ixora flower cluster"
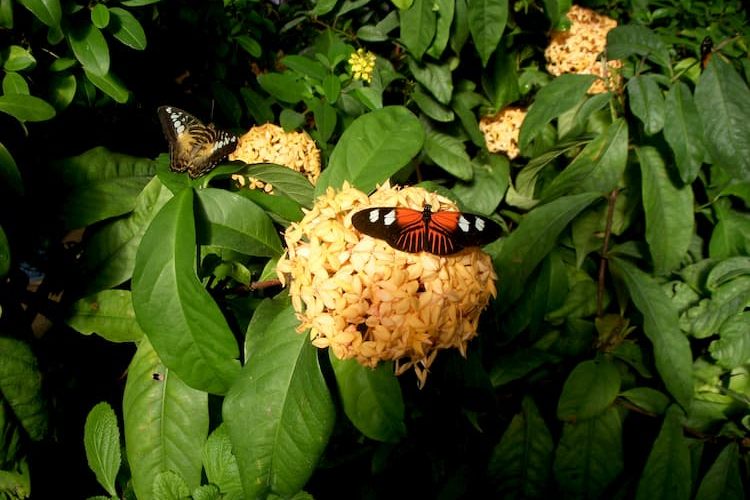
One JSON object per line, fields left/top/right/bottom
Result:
{"left": 230, "top": 123, "right": 321, "bottom": 191}
{"left": 276, "top": 183, "right": 497, "bottom": 386}
{"left": 545, "top": 4, "right": 622, "bottom": 94}
{"left": 349, "top": 48, "right": 377, "bottom": 83}
{"left": 480, "top": 106, "right": 527, "bottom": 160}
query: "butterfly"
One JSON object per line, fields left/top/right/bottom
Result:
{"left": 157, "top": 106, "right": 238, "bottom": 178}
{"left": 351, "top": 204, "right": 502, "bottom": 256}
{"left": 700, "top": 36, "right": 713, "bottom": 70}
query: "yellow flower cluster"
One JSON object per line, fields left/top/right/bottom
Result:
{"left": 230, "top": 123, "right": 321, "bottom": 187}
{"left": 276, "top": 183, "right": 497, "bottom": 386}
{"left": 480, "top": 106, "right": 527, "bottom": 160}
{"left": 545, "top": 5, "right": 623, "bottom": 94}
{"left": 349, "top": 48, "right": 377, "bottom": 83}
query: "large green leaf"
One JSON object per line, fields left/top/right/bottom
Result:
{"left": 329, "top": 356, "right": 405, "bottom": 443}
{"left": 557, "top": 358, "right": 621, "bottom": 421}
{"left": 66, "top": 290, "right": 145, "bottom": 343}
{"left": 223, "top": 302, "right": 335, "bottom": 498}
{"left": 315, "top": 106, "right": 424, "bottom": 196}
{"left": 195, "top": 188, "right": 283, "bottom": 258}
{"left": 68, "top": 23, "right": 110, "bottom": 76}
{"left": 257, "top": 72, "right": 307, "bottom": 104}
{"left": 606, "top": 24, "right": 670, "bottom": 68}
{"left": 412, "top": 84, "right": 454, "bottom": 122}
{"left": 638, "top": 146, "right": 694, "bottom": 275}
{"left": 0, "top": 338, "right": 48, "bottom": 441}
{"left": 425, "top": 0, "right": 453, "bottom": 58}
{"left": 467, "top": 0, "right": 508, "bottom": 66}
{"left": 108, "top": 7, "right": 147, "bottom": 50}
{"left": 695, "top": 58, "right": 750, "bottom": 180}
{"left": 399, "top": 0, "right": 436, "bottom": 60}
{"left": 132, "top": 189, "right": 241, "bottom": 394}
{"left": 17, "top": 0, "right": 61, "bottom": 27}
{"left": 0, "top": 142, "right": 23, "bottom": 197}
{"left": 482, "top": 50, "right": 520, "bottom": 111}
{"left": 494, "top": 192, "right": 600, "bottom": 308}
{"left": 423, "top": 128, "right": 473, "bottom": 180}
{"left": 695, "top": 442, "right": 744, "bottom": 500}
{"left": 628, "top": 74, "right": 665, "bottom": 135}
{"left": 553, "top": 406, "right": 623, "bottom": 498}
{"left": 407, "top": 57, "right": 453, "bottom": 105}
{"left": 452, "top": 153, "right": 509, "bottom": 214}
{"left": 123, "top": 339, "right": 208, "bottom": 500}
{"left": 0, "top": 94, "right": 55, "bottom": 122}
{"left": 636, "top": 405, "right": 691, "bottom": 500}
{"left": 2, "top": 46, "right": 35, "bottom": 72}
{"left": 84, "top": 402, "right": 121, "bottom": 497}
{"left": 664, "top": 82, "right": 705, "bottom": 184}
{"left": 85, "top": 69, "right": 130, "bottom": 103}
{"left": 610, "top": 258, "right": 693, "bottom": 409}
{"left": 239, "top": 163, "right": 314, "bottom": 208}
{"left": 488, "top": 397, "right": 553, "bottom": 497}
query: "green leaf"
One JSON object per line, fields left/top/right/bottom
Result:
{"left": 467, "top": 0, "right": 508, "bottom": 66}
{"left": 488, "top": 397, "right": 553, "bottom": 497}
{"left": 0, "top": 226, "right": 9, "bottom": 278}
{"left": 123, "top": 339, "right": 208, "bottom": 500}
{"left": 152, "top": 470, "right": 190, "bottom": 499}
{"left": 84, "top": 402, "right": 121, "bottom": 497}
{"left": 407, "top": 57, "right": 453, "bottom": 105}
{"left": 695, "top": 58, "right": 750, "bottom": 180}
{"left": 85, "top": 69, "right": 130, "bottom": 103}
{"left": 16, "top": 0, "right": 61, "bottom": 27}
{"left": 412, "top": 84, "right": 454, "bottom": 122}
{"left": 2, "top": 45, "right": 36, "bottom": 71}
{"left": 195, "top": 188, "right": 283, "bottom": 258}
{"left": 0, "top": 94, "right": 56, "bottom": 122}
{"left": 682, "top": 276, "right": 750, "bottom": 339}
{"left": 628, "top": 75, "right": 665, "bottom": 135}
{"left": 399, "top": 0, "right": 436, "bottom": 60}
{"left": 120, "top": 0, "right": 162, "bottom": 5}
{"left": 482, "top": 51, "right": 520, "bottom": 111}
{"left": 66, "top": 290, "right": 145, "bottom": 342}
{"left": 0, "top": 337, "right": 48, "bottom": 441}
{"left": 242, "top": 163, "right": 314, "bottom": 208}
{"left": 223, "top": 303, "right": 335, "bottom": 498}
{"left": 639, "top": 146, "right": 694, "bottom": 274}
{"left": 636, "top": 405, "right": 691, "bottom": 500}
{"left": 321, "top": 74, "right": 341, "bottom": 102}
{"left": 241, "top": 87, "right": 274, "bottom": 125}
{"left": 695, "top": 443, "right": 744, "bottom": 500}
{"left": 610, "top": 258, "right": 693, "bottom": 409}
{"left": 519, "top": 74, "right": 596, "bottom": 151}
{"left": 313, "top": 101, "right": 337, "bottom": 144}
{"left": 132, "top": 189, "right": 241, "bottom": 394}
{"left": 0, "top": 0, "right": 12, "bottom": 29}
{"left": 452, "top": 153, "right": 509, "bottom": 214}
{"left": 542, "top": 118, "right": 628, "bottom": 201}
{"left": 49, "top": 57, "right": 76, "bottom": 72}
{"left": 425, "top": 0, "right": 453, "bottom": 58}
{"left": 664, "top": 82, "right": 705, "bottom": 184}
{"left": 235, "top": 35, "right": 261, "bottom": 58}
{"left": 315, "top": 106, "right": 424, "bottom": 196}
{"left": 81, "top": 176, "right": 172, "bottom": 294}
{"left": 258, "top": 72, "right": 307, "bottom": 104}
{"left": 423, "top": 128, "right": 473, "bottom": 180}
{"left": 619, "top": 387, "right": 670, "bottom": 415}
{"left": 606, "top": 25, "right": 670, "bottom": 68}
{"left": 68, "top": 23, "right": 110, "bottom": 76}
{"left": 107, "top": 7, "right": 147, "bottom": 50}
{"left": 0, "top": 142, "right": 23, "bottom": 197}
{"left": 709, "top": 203, "right": 750, "bottom": 258}
{"left": 202, "top": 425, "right": 242, "bottom": 497}
{"left": 282, "top": 55, "right": 327, "bottom": 81}
{"left": 553, "top": 406, "right": 623, "bottom": 498}
{"left": 91, "top": 3, "right": 109, "bottom": 28}
{"left": 329, "top": 356, "right": 406, "bottom": 442}
{"left": 708, "top": 312, "right": 750, "bottom": 369}
{"left": 494, "top": 192, "right": 600, "bottom": 308}
{"left": 450, "top": 0, "right": 469, "bottom": 54}
{"left": 49, "top": 73, "right": 77, "bottom": 110}
{"left": 557, "top": 358, "right": 621, "bottom": 420}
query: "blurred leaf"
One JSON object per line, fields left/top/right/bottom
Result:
{"left": 664, "top": 82, "right": 705, "bottom": 184}
{"left": 407, "top": 57, "right": 453, "bottom": 104}
{"left": 68, "top": 23, "right": 110, "bottom": 76}
{"left": 132, "top": 189, "right": 241, "bottom": 394}
{"left": 467, "top": 0, "right": 508, "bottom": 66}
{"left": 708, "top": 312, "right": 750, "bottom": 369}
{"left": 452, "top": 153, "right": 509, "bottom": 214}
{"left": 557, "top": 358, "right": 621, "bottom": 420}
{"left": 2, "top": 45, "right": 36, "bottom": 71}
{"left": 84, "top": 402, "right": 121, "bottom": 497}
{"left": 48, "top": 73, "right": 76, "bottom": 110}
{"left": 607, "top": 25, "right": 670, "bottom": 68}
{"left": 639, "top": 146, "right": 694, "bottom": 274}
{"left": 694, "top": 442, "right": 744, "bottom": 500}
{"left": 17, "top": 0, "right": 61, "bottom": 28}
{"left": 554, "top": 406, "right": 623, "bottom": 498}
{"left": 235, "top": 35, "right": 261, "bottom": 58}
{"left": 121, "top": 0, "right": 162, "bottom": 5}
{"left": 619, "top": 387, "right": 670, "bottom": 415}
{"left": 636, "top": 406, "right": 690, "bottom": 500}
{"left": 488, "top": 397, "right": 553, "bottom": 497}
{"left": 108, "top": 7, "right": 147, "bottom": 50}
{"left": 258, "top": 72, "right": 307, "bottom": 104}
{"left": 66, "top": 290, "right": 144, "bottom": 343}
{"left": 202, "top": 425, "right": 242, "bottom": 498}
{"left": 240, "top": 87, "right": 274, "bottom": 125}
{"left": 0, "top": 94, "right": 56, "bottom": 122}
{"left": 628, "top": 75, "right": 665, "bottom": 135}
{"left": 0, "top": 226, "right": 8, "bottom": 278}
{"left": 329, "top": 356, "right": 406, "bottom": 442}
{"left": 0, "top": 337, "right": 48, "bottom": 441}
{"left": 695, "top": 58, "right": 750, "bottom": 180}
{"left": 0, "top": 0, "right": 11, "bottom": 29}
{"left": 85, "top": 69, "right": 130, "bottom": 103}
{"left": 223, "top": 303, "right": 335, "bottom": 498}
{"left": 91, "top": 4, "right": 110, "bottom": 28}
{"left": 0, "top": 142, "right": 23, "bottom": 197}
{"left": 425, "top": 0, "right": 453, "bottom": 58}
{"left": 412, "top": 84, "right": 454, "bottom": 122}
{"left": 610, "top": 258, "right": 693, "bottom": 409}
{"left": 399, "top": 0, "right": 436, "bottom": 60}
{"left": 315, "top": 106, "right": 424, "bottom": 195}
{"left": 424, "top": 129, "right": 473, "bottom": 180}
{"left": 123, "top": 339, "right": 207, "bottom": 500}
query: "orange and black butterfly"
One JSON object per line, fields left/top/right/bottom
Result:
{"left": 351, "top": 204, "right": 501, "bottom": 256}
{"left": 700, "top": 36, "right": 714, "bottom": 70}
{"left": 158, "top": 106, "right": 238, "bottom": 178}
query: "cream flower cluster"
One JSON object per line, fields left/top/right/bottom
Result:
{"left": 480, "top": 106, "right": 527, "bottom": 160}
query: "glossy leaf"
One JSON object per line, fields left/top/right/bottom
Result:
{"left": 315, "top": 106, "right": 424, "bottom": 195}
{"left": 107, "top": 7, "right": 147, "bottom": 50}
{"left": 425, "top": 0, "right": 453, "bottom": 58}
{"left": 2, "top": 46, "right": 36, "bottom": 71}
{"left": 66, "top": 290, "right": 144, "bottom": 343}
{"left": 17, "top": 0, "right": 61, "bottom": 27}
{"left": 242, "top": 163, "right": 314, "bottom": 208}
{"left": 639, "top": 146, "right": 694, "bottom": 275}
{"left": 452, "top": 153, "right": 509, "bottom": 214}
{"left": 636, "top": 405, "right": 690, "bottom": 500}
{"left": 482, "top": 50, "right": 520, "bottom": 111}
{"left": 329, "top": 356, "right": 406, "bottom": 442}
{"left": 68, "top": 23, "right": 110, "bottom": 76}
{"left": 695, "top": 442, "right": 744, "bottom": 500}
{"left": 664, "top": 82, "right": 705, "bottom": 184}
{"left": 132, "top": 189, "right": 241, "bottom": 394}
{"left": 557, "top": 358, "right": 621, "bottom": 421}
{"left": 423, "top": 128, "right": 473, "bottom": 180}
{"left": 0, "top": 94, "right": 56, "bottom": 122}
{"left": 607, "top": 24, "right": 670, "bottom": 68}
{"left": 49, "top": 73, "right": 77, "bottom": 110}
{"left": 91, "top": 3, "right": 110, "bottom": 28}
{"left": 628, "top": 75, "right": 665, "bottom": 135}
{"left": 412, "top": 84, "right": 454, "bottom": 122}
{"left": 407, "top": 57, "right": 453, "bottom": 104}
{"left": 123, "top": 339, "right": 208, "bottom": 500}
{"left": 467, "top": 0, "right": 508, "bottom": 66}
{"left": 0, "top": 142, "right": 23, "bottom": 197}
{"left": 610, "top": 258, "right": 693, "bottom": 409}
{"left": 399, "top": 0, "right": 436, "bottom": 60}
{"left": 202, "top": 425, "right": 242, "bottom": 497}
{"left": 223, "top": 303, "right": 335, "bottom": 498}
{"left": 85, "top": 69, "right": 130, "bottom": 103}
{"left": 235, "top": 35, "right": 261, "bottom": 58}
{"left": 84, "top": 402, "right": 121, "bottom": 496}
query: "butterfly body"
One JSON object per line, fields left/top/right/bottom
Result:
{"left": 158, "top": 106, "right": 238, "bottom": 178}
{"left": 352, "top": 204, "right": 501, "bottom": 255}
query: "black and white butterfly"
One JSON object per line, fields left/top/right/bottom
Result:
{"left": 157, "top": 106, "right": 238, "bottom": 178}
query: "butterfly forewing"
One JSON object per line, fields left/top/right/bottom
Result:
{"left": 157, "top": 106, "right": 238, "bottom": 178}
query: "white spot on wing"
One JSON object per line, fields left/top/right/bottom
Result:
{"left": 384, "top": 209, "right": 396, "bottom": 226}
{"left": 475, "top": 218, "right": 485, "bottom": 231}
{"left": 369, "top": 209, "right": 379, "bottom": 223}
{"left": 458, "top": 215, "right": 470, "bottom": 232}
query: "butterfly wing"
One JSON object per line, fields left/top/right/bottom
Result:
{"left": 157, "top": 106, "right": 238, "bottom": 177}
{"left": 351, "top": 207, "right": 426, "bottom": 253}
{"left": 429, "top": 211, "right": 502, "bottom": 254}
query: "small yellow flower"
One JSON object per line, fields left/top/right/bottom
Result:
{"left": 230, "top": 123, "right": 321, "bottom": 188}
{"left": 480, "top": 106, "right": 527, "bottom": 160}
{"left": 349, "top": 48, "right": 377, "bottom": 83}
{"left": 545, "top": 5, "right": 623, "bottom": 94}
{"left": 277, "top": 182, "right": 497, "bottom": 387}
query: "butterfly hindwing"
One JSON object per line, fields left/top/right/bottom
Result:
{"left": 157, "top": 106, "right": 238, "bottom": 178}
